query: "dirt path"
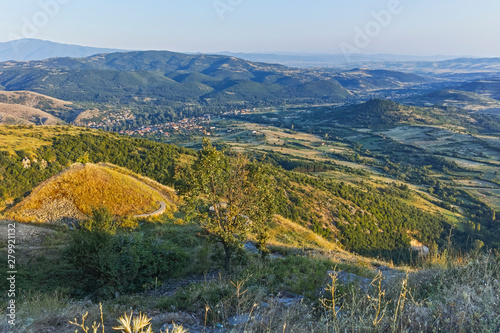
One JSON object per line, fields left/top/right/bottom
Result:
{"left": 133, "top": 201, "right": 167, "bottom": 218}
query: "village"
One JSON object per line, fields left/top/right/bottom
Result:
{"left": 112, "top": 109, "right": 255, "bottom": 137}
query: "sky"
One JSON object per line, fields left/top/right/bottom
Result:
{"left": 0, "top": 0, "right": 499, "bottom": 56}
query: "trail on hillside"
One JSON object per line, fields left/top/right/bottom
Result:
{"left": 133, "top": 201, "right": 167, "bottom": 218}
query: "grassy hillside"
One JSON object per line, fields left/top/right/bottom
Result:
{"left": 2, "top": 123, "right": 498, "bottom": 255}
{"left": 0, "top": 125, "right": 184, "bottom": 209}
{"left": 0, "top": 123, "right": 498, "bottom": 332}
{"left": 9, "top": 163, "right": 176, "bottom": 223}
{"left": 0, "top": 90, "right": 74, "bottom": 121}
{"left": 0, "top": 102, "right": 64, "bottom": 125}
{"left": 0, "top": 124, "right": 456, "bottom": 256}
{"left": 0, "top": 91, "right": 72, "bottom": 109}
{"left": 1, "top": 209, "right": 498, "bottom": 333}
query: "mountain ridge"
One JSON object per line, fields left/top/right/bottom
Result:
{"left": 0, "top": 38, "right": 125, "bottom": 62}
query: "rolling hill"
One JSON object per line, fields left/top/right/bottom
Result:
{"left": 404, "top": 89, "right": 500, "bottom": 111}
{"left": 9, "top": 162, "right": 176, "bottom": 224}
{"left": 0, "top": 102, "right": 64, "bottom": 125}
{"left": 0, "top": 38, "right": 123, "bottom": 62}
{"left": 331, "top": 68, "right": 430, "bottom": 91}
{"left": 332, "top": 57, "right": 500, "bottom": 77}
{"left": 460, "top": 78, "right": 500, "bottom": 100}
{"left": 0, "top": 90, "right": 74, "bottom": 123}
{"left": 0, "top": 124, "right": 456, "bottom": 257}
{"left": 310, "top": 99, "right": 500, "bottom": 132}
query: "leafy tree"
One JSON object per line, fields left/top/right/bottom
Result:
{"left": 178, "top": 138, "right": 276, "bottom": 271}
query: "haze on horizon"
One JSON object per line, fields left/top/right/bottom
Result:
{"left": 0, "top": 0, "right": 499, "bottom": 57}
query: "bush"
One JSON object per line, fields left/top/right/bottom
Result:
{"left": 67, "top": 228, "right": 189, "bottom": 298}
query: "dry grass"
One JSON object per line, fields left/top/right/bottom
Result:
{"left": 10, "top": 163, "right": 177, "bottom": 222}
{"left": 0, "top": 131, "right": 50, "bottom": 154}
{"left": 265, "top": 215, "right": 343, "bottom": 252}
{"left": 0, "top": 90, "right": 72, "bottom": 109}
{"left": 0, "top": 291, "right": 101, "bottom": 333}
{"left": 0, "top": 125, "right": 93, "bottom": 155}
{"left": 1, "top": 250, "right": 497, "bottom": 333}
{"left": 0, "top": 102, "right": 63, "bottom": 125}
{"left": 100, "top": 163, "right": 177, "bottom": 203}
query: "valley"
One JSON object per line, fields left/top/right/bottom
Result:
{"left": 0, "top": 43, "right": 499, "bottom": 332}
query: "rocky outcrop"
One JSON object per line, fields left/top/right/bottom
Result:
{"left": 22, "top": 157, "right": 31, "bottom": 168}
{"left": 19, "top": 198, "right": 87, "bottom": 225}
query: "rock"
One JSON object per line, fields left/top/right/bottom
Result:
{"left": 377, "top": 265, "right": 392, "bottom": 272}
{"left": 378, "top": 267, "right": 406, "bottom": 289}
{"left": 22, "top": 157, "right": 31, "bottom": 168}
{"left": 244, "top": 241, "right": 259, "bottom": 254}
{"left": 260, "top": 301, "right": 270, "bottom": 308}
{"left": 326, "top": 270, "right": 372, "bottom": 292}
{"left": 269, "top": 253, "right": 284, "bottom": 260}
{"left": 161, "top": 323, "right": 175, "bottom": 332}
{"left": 277, "top": 297, "right": 303, "bottom": 306}
{"left": 227, "top": 314, "right": 251, "bottom": 327}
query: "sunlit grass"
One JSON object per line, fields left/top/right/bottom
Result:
{"left": 11, "top": 163, "right": 176, "bottom": 219}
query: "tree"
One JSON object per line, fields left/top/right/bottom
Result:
{"left": 178, "top": 138, "right": 276, "bottom": 271}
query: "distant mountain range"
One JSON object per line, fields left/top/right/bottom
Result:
{"left": 0, "top": 50, "right": 435, "bottom": 114}
{"left": 0, "top": 39, "right": 481, "bottom": 70}
{"left": 0, "top": 39, "right": 499, "bottom": 123}
{"left": 0, "top": 39, "right": 124, "bottom": 62}
{"left": 0, "top": 50, "right": 356, "bottom": 107}
{"left": 217, "top": 52, "right": 456, "bottom": 68}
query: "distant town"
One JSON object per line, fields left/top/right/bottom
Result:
{"left": 82, "top": 109, "right": 256, "bottom": 137}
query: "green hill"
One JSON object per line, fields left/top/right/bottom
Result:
{"left": 408, "top": 89, "right": 500, "bottom": 108}
{"left": 460, "top": 79, "right": 500, "bottom": 100}
{"left": 315, "top": 99, "right": 500, "bottom": 132}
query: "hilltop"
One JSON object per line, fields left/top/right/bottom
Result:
{"left": 9, "top": 162, "right": 176, "bottom": 224}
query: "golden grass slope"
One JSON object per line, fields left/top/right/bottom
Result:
{"left": 0, "top": 125, "right": 104, "bottom": 155}
{"left": 0, "top": 102, "right": 64, "bottom": 125}
{"left": 0, "top": 91, "right": 72, "bottom": 109}
{"left": 10, "top": 163, "right": 177, "bottom": 224}
{"left": 266, "top": 215, "right": 343, "bottom": 252}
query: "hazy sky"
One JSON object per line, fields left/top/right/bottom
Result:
{"left": 1, "top": 0, "right": 499, "bottom": 56}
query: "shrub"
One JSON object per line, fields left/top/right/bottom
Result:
{"left": 67, "top": 229, "right": 189, "bottom": 298}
